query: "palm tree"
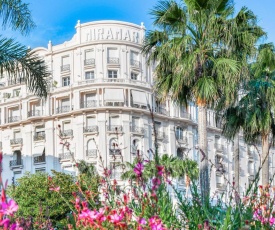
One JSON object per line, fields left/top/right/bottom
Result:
{"left": 143, "top": 0, "right": 263, "bottom": 199}
{"left": 223, "top": 43, "right": 275, "bottom": 185}
{"left": 121, "top": 154, "right": 199, "bottom": 182}
{"left": 0, "top": 0, "right": 49, "bottom": 97}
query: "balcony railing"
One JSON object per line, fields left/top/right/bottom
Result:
{"left": 154, "top": 131, "right": 165, "bottom": 139}
{"left": 104, "top": 101, "right": 124, "bottom": 107}
{"left": 130, "top": 59, "right": 140, "bottom": 68}
{"left": 107, "top": 125, "right": 123, "bottom": 132}
{"left": 84, "top": 58, "right": 95, "bottom": 66}
{"left": 80, "top": 100, "right": 97, "bottom": 108}
{"left": 214, "top": 143, "right": 224, "bottom": 152}
{"left": 8, "top": 78, "right": 25, "bottom": 86}
{"left": 61, "top": 129, "right": 73, "bottom": 137}
{"left": 176, "top": 136, "right": 188, "bottom": 144}
{"left": 56, "top": 106, "right": 70, "bottom": 114}
{"left": 180, "top": 112, "right": 191, "bottom": 119}
{"left": 34, "top": 155, "right": 46, "bottom": 164}
{"left": 28, "top": 110, "right": 40, "bottom": 117}
{"left": 83, "top": 126, "right": 98, "bottom": 133}
{"left": 60, "top": 64, "right": 70, "bottom": 72}
{"left": 130, "top": 125, "right": 145, "bottom": 134}
{"left": 109, "top": 149, "right": 121, "bottom": 155}
{"left": 107, "top": 57, "right": 119, "bottom": 64}
{"left": 8, "top": 116, "right": 20, "bottom": 123}
{"left": 9, "top": 159, "right": 23, "bottom": 168}
{"left": 10, "top": 138, "right": 23, "bottom": 145}
{"left": 154, "top": 107, "right": 169, "bottom": 116}
{"left": 86, "top": 149, "right": 97, "bottom": 157}
{"left": 59, "top": 152, "right": 74, "bottom": 160}
{"left": 33, "top": 133, "right": 45, "bottom": 141}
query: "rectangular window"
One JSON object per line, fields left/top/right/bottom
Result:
{"left": 13, "top": 89, "right": 21, "bottom": 97}
{"left": 130, "top": 51, "right": 139, "bottom": 67}
{"left": 85, "top": 71, "right": 94, "bottom": 80}
{"left": 131, "top": 72, "right": 138, "bottom": 80}
{"left": 84, "top": 49, "right": 95, "bottom": 65}
{"left": 61, "top": 56, "right": 70, "bottom": 71}
{"left": 14, "top": 131, "right": 21, "bottom": 139}
{"left": 62, "top": 77, "right": 70, "bottom": 86}
{"left": 63, "top": 121, "right": 71, "bottom": 131}
{"left": 107, "top": 48, "right": 119, "bottom": 64}
{"left": 108, "top": 70, "right": 118, "bottom": 78}
{"left": 35, "top": 168, "right": 46, "bottom": 173}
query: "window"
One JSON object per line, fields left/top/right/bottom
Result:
{"left": 85, "top": 71, "right": 94, "bottom": 80}
{"left": 108, "top": 70, "right": 118, "bottom": 78}
{"left": 248, "top": 161, "right": 254, "bottom": 175}
{"left": 107, "top": 48, "right": 119, "bottom": 64}
{"left": 84, "top": 49, "right": 95, "bottom": 65}
{"left": 34, "top": 126, "right": 45, "bottom": 140}
{"left": 62, "top": 77, "right": 70, "bottom": 86}
{"left": 61, "top": 56, "right": 70, "bottom": 71}
{"left": 13, "top": 89, "right": 20, "bottom": 97}
{"left": 35, "top": 168, "right": 46, "bottom": 173}
{"left": 110, "top": 162, "right": 122, "bottom": 179}
{"left": 175, "top": 127, "right": 184, "bottom": 140}
{"left": 177, "top": 148, "right": 184, "bottom": 159}
{"left": 131, "top": 72, "right": 138, "bottom": 80}
{"left": 130, "top": 51, "right": 139, "bottom": 67}
{"left": 14, "top": 131, "right": 21, "bottom": 139}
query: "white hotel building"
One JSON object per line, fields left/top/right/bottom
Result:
{"left": 1, "top": 20, "right": 274, "bottom": 195}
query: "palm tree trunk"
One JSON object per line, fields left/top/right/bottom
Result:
{"left": 233, "top": 134, "right": 240, "bottom": 194}
{"left": 262, "top": 135, "right": 269, "bottom": 185}
{"left": 198, "top": 105, "right": 209, "bottom": 199}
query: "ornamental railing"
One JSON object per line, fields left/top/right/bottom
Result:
{"left": 84, "top": 58, "right": 95, "bottom": 65}
{"left": 130, "top": 59, "right": 140, "bottom": 68}
{"left": 33, "top": 133, "right": 46, "bottom": 141}
{"left": 9, "top": 159, "right": 23, "bottom": 167}
{"left": 86, "top": 149, "right": 97, "bottom": 157}
{"left": 107, "top": 57, "right": 119, "bottom": 64}
{"left": 130, "top": 125, "right": 145, "bottom": 134}
{"left": 60, "top": 64, "right": 70, "bottom": 72}
{"left": 8, "top": 116, "right": 20, "bottom": 123}
{"left": 61, "top": 129, "right": 73, "bottom": 137}
{"left": 28, "top": 110, "right": 40, "bottom": 117}
{"left": 10, "top": 138, "right": 23, "bottom": 145}
{"left": 56, "top": 106, "right": 70, "bottom": 114}
{"left": 83, "top": 126, "right": 98, "bottom": 133}
{"left": 106, "top": 125, "right": 123, "bottom": 132}
{"left": 59, "top": 152, "right": 74, "bottom": 160}
{"left": 80, "top": 100, "right": 97, "bottom": 108}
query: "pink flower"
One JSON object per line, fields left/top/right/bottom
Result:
{"left": 149, "top": 216, "right": 166, "bottom": 230}
{"left": 138, "top": 218, "right": 147, "bottom": 225}
{"left": 134, "top": 162, "right": 144, "bottom": 177}
{"left": 49, "top": 186, "right": 60, "bottom": 192}
{"left": 0, "top": 218, "right": 10, "bottom": 228}
{"left": 156, "top": 165, "right": 164, "bottom": 176}
{"left": 109, "top": 212, "right": 124, "bottom": 224}
{"left": 0, "top": 199, "right": 18, "bottom": 216}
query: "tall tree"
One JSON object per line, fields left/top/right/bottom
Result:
{"left": 0, "top": 0, "right": 49, "bottom": 97}
{"left": 223, "top": 43, "right": 275, "bottom": 185}
{"left": 143, "top": 0, "right": 263, "bottom": 199}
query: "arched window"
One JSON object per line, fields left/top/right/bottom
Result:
{"left": 175, "top": 126, "right": 184, "bottom": 140}
{"left": 131, "top": 139, "right": 141, "bottom": 155}
{"left": 177, "top": 148, "right": 184, "bottom": 159}
{"left": 87, "top": 139, "right": 97, "bottom": 157}
{"left": 109, "top": 138, "right": 120, "bottom": 155}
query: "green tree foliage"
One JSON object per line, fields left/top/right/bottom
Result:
{"left": 7, "top": 171, "right": 78, "bottom": 226}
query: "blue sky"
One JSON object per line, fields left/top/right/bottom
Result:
{"left": 5, "top": 0, "right": 275, "bottom": 48}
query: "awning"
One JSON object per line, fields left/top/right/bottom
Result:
{"left": 33, "top": 145, "right": 45, "bottom": 157}
{"left": 104, "top": 88, "right": 124, "bottom": 102}
{"left": 131, "top": 90, "right": 148, "bottom": 105}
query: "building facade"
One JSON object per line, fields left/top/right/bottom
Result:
{"left": 1, "top": 20, "right": 273, "bottom": 196}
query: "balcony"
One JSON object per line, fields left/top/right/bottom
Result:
{"left": 9, "top": 159, "right": 23, "bottom": 168}
{"left": 8, "top": 116, "right": 20, "bottom": 123}
{"left": 28, "top": 110, "right": 40, "bottom": 117}
{"left": 176, "top": 136, "right": 188, "bottom": 144}
{"left": 106, "top": 125, "right": 123, "bottom": 133}
{"left": 153, "top": 131, "right": 166, "bottom": 139}
{"left": 180, "top": 112, "right": 191, "bottom": 119}
{"left": 84, "top": 58, "right": 95, "bottom": 66}
{"left": 34, "top": 155, "right": 46, "bottom": 164}
{"left": 109, "top": 149, "right": 121, "bottom": 155}
{"left": 61, "top": 129, "right": 73, "bottom": 138}
{"left": 154, "top": 107, "right": 169, "bottom": 116}
{"left": 107, "top": 57, "right": 119, "bottom": 65}
{"left": 59, "top": 152, "right": 74, "bottom": 161}
{"left": 86, "top": 149, "right": 97, "bottom": 158}
{"left": 56, "top": 106, "right": 70, "bottom": 114}
{"left": 33, "top": 133, "right": 45, "bottom": 141}
{"left": 83, "top": 126, "right": 98, "bottom": 133}
{"left": 60, "top": 64, "right": 70, "bottom": 72}
{"left": 104, "top": 101, "right": 124, "bottom": 107}
{"left": 80, "top": 100, "right": 97, "bottom": 109}
{"left": 130, "top": 125, "right": 145, "bottom": 135}
{"left": 8, "top": 78, "right": 25, "bottom": 86}
{"left": 214, "top": 143, "right": 224, "bottom": 152}
{"left": 10, "top": 138, "right": 23, "bottom": 145}
{"left": 130, "top": 59, "right": 140, "bottom": 68}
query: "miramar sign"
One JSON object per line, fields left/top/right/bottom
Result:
{"left": 84, "top": 27, "right": 141, "bottom": 44}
